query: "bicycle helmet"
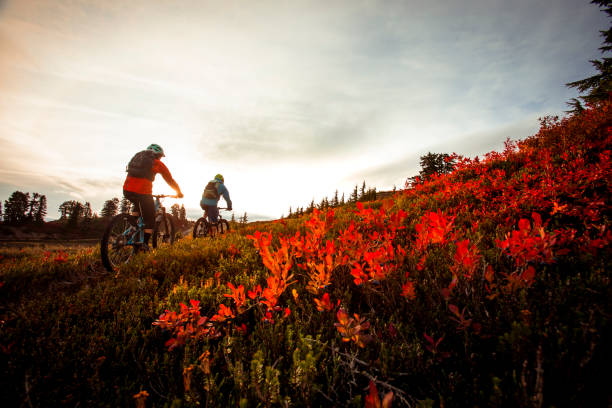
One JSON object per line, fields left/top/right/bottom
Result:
{"left": 215, "top": 174, "right": 224, "bottom": 183}
{"left": 147, "top": 144, "right": 165, "bottom": 157}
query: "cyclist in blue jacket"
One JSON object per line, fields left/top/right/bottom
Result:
{"left": 200, "top": 174, "right": 232, "bottom": 223}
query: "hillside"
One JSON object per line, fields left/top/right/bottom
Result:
{"left": 0, "top": 102, "right": 610, "bottom": 407}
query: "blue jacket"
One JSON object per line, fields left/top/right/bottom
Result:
{"left": 200, "top": 177, "right": 232, "bottom": 208}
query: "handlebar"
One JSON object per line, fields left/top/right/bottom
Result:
{"left": 153, "top": 194, "right": 181, "bottom": 199}
{"left": 219, "top": 207, "right": 231, "bottom": 211}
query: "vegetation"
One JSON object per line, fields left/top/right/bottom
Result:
{"left": 566, "top": 0, "right": 611, "bottom": 112}
{"left": 3, "top": 191, "right": 47, "bottom": 225}
{"left": 0, "top": 101, "right": 610, "bottom": 407}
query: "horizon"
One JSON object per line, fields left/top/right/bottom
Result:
{"left": 0, "top": 0, "right": 608, "bottom": 220}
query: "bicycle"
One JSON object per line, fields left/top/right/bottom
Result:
{"left": 192, "top": 207, "right": 231, "bottom": 239}
{"left": 101, "top": 194, "right": 178, "bottom": 272}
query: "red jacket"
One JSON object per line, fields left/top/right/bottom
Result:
{"left": 123, "top": 159, "right": 175, "bottom": 195}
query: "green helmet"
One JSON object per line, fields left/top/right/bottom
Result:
{"left": 215, "top": 174, "right": 224, "bottom": 183}
{"left": 147, "top": 144, "right": 165, "bottom": 157}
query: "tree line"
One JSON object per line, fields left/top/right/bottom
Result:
{"left": 1, "top": 192, "right": 191, "bottom": 229}
{"left": 2, "top": 191, "right": 47, "bottom": 225}
{"left": 284, "top": 180, "right": 382, "bottom": 219}
{"left": 283, "top": 152, "right": 458, "bottom": 219}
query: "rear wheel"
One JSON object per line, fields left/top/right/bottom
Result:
{"left": 101, "top": 214, "right": 138, "bottom": 272}
{"left": 192, "top": 217, "right": 210, "bottom": 239}
{"left": 218, "top": 219, "right": 230, "bottom": 235}
{"left": 153, "top": 213, "right": 175, "bottom": 248}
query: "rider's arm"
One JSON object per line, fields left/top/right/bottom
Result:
{"left": 154, "top": 160, "right": 184, "bottom": 197}
{"left": 220, "top": 184, "right": 232, "bottom": 210}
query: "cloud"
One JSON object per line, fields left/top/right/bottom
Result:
{"left": 347, "top": 114, "right": 542, "bottom": 189}
{"left": 0, "top": 0, "right": 608, "bottom": 220}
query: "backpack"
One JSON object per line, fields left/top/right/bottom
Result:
{"left": 203, "top": 181, "right": 220, "bottom": 200}
{"left": 126, "top": 150, "right": 155, "bottom": 181}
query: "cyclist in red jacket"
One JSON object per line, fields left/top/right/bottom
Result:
{"left": 123, "top": 144, "right": 183, "bottom": 248}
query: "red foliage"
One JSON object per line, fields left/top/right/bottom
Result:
{"left": 153, "top": 101, "right": 611, "bottom": 353}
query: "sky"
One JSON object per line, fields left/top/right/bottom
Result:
{"left": 0, "top": 0, "right": 608, "bottom": 221}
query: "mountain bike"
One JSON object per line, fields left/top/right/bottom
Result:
{"left": 192, "top": 208, "right": 231, "bottom": 239}
{"left": 101, "top": 194, "right": 178, "bottom": 272}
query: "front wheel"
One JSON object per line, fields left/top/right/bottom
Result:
{"left": 192, "top": 217, "right": 210, "bottom": 239}
{"left": 101, "top": 214, "right": 138, "bottom": 272}
{"left": 153, "top": 213, "right": 175, "bottom": 248}
{"left": 218, "top": 219, "right": 230, "bottom": 235}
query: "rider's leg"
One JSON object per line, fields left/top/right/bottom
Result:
{"left": 139, "top": 196, "right": 156, "bottom": 246}
{"left": 124, "top": 191, "right": 155, "bottom": 246}
{"left": 205, "top": 205, "right": 219, "bottom": 223}
{"left": 124, "top": 192, "right": 140, "bottom": 226}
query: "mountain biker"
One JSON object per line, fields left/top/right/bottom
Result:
{"left": 200, "top": 174, "right": 232, "bottom": 223}
{"left": 123, "top": 144, "right": 184, "bottom": 249}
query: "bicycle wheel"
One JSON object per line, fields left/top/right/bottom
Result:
{"left": 101, "top": 214, "right": 138, "bottom": 272}
{"left": 218, "top": 219, "right": 230, "bottom": 235}
{"left": 192, "top": 217, "right": 209, "bottom": 238}
{"left": 153, "top": 213, "right": 175, "bottom": 248}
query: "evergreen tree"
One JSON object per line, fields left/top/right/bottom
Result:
{"left": 170, "top": 203, "right": 180, "bottom": 218}
{"left": 0, "top": 201, "right": 3, "bottom": 222}
{"left": 101, "top": 198, "right": 120, "bottom": 218}
{"left": 59, "top": 201, "right": 73, "bottom": 220}
{"left": 341, "top": 193, "right": 345, "bottom": 205}
{"left": 566, "top": 0, "right": 612, "bottom": 112}
{"left": 83, "top": 202, "right": 93, "bottom": 221}
{"left": 27, "top": 193, "right": 40, "bottom": 221}
{"left": 4, "top": 191, "right": 30, "bottom": 225}
{"left": 360, "top": 181, "right": 366, "bottom": 200}
{"left": 68, "top": 202, "right": 84, "bottom": 226}
{"left": 242, "top": 212, "right": 248, "bottom": 224}
{"left": 231, "top": 212, "right": 236, "bottom": 223}
{"left": 332, "top": 190, "right": 339, "bottom": 207}
{"left": 412, "top": 152, "right": 456, "bottom": 183}
{"left": 307, "top": 199, "right": 315, "bottom": 213}
{"left": 350, "top": 185, "right": 359, "bottom": 203}
{"left": 120, "top": 198, "right": 131, "bottom": 214}
{"left": 179, "top": 205, "right": 187, "bottom": 225}
{"left": 288, "top": 206, "right": 293, "bottom": 218}
{"left": 35, "top": 195, "right": 47, "bottom": 223}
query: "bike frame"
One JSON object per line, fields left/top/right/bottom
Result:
{"left": 126, "top": 195, "right": 174, "bottom": 245}
{"left": 205, "top": 207, "right": 229, "bottom": 225}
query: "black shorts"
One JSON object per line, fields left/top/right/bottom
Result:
{"left": 123, "top": 191, "right": 155, "bottom": 229}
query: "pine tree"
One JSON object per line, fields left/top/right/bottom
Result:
{"left": 332, "top": 190, "right": 339, "bottom": 207}
{"left": 350, "top": 185, "right": 359, "bottom": 203}
{"left": 360, "top": 181, "right": 366, "bottom": 200}
{"left": 170, "top": 204, "right": 180, "bottom": 218}
{"left": 566, "top": 0, "right": 611, "bottom": 112}
{"left": 59, "top": 201, "right": 73, "bottom": 220}
{"left": 68, "top": 202, "right": 84, "bottom": 226}
{"left": 82, "top": 202, "right": 93, "bottom": 222}
{"left": 242, "top": 212, "right": 248, "bottom": 224}
{"left": 231, "top": 212, "right": 236, "bottom": 223}
{"left": 35, "top": 195, "right": 47, "bottom": 223}
{"left": 4, "top": 191, "right": 30, "bottom": 225}
{"left": 307, "top": 199, "right": 315, "bottom": 213}
{"left": 120, "top": 198, "right": 131, "bottom": 214}
{"left": 412, "top": 152, "right": 456, "bottom": 183}
{"left": 179, "top": 205, "right": 187, "bottom": 225}
{"left": 27, "top": 193, "right": 40, "bottom": 221}
{"left": 101, "top": 198, "right": 120, "bottom": 218}
{"left": 341, "top": 193, "right": 345, "bottom": 205}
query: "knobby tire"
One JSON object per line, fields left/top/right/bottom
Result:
{"left": 101, "top": 214, "right": 136, "bottom": 272}
{"left": 153, "top": 213, "right": 175, "bottom": 248}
